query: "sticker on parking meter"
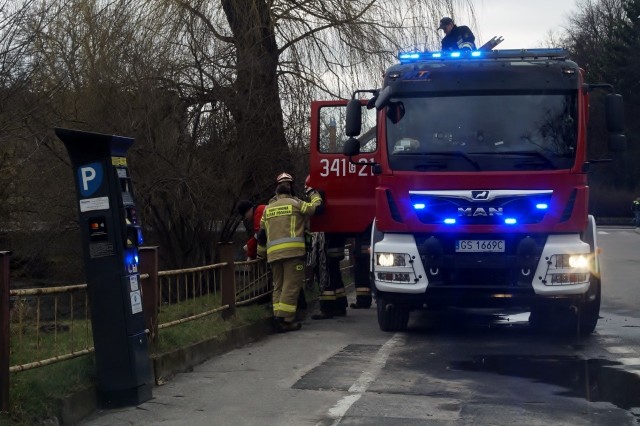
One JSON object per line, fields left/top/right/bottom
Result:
{"left": 129, "top": 275, "right": 139, "bottom": 291}
{"left": 116, "top": 168, "right": 128, "bottom": 179}
{"left": 130, "top": 290, "right": 143, "bottom": 314}
{"left": 79, "top": 196, "right": 110, "bottom": 212}
{"left": 89, "top": 242, "right": 114, "bottom": 258}
{"left": 77, "top": 162, "right": 103, "bottom": 197}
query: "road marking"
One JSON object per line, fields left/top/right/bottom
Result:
{"left": 323, "top": 333, "right": 407, "bottom": 425}
{"left": 605, "top": 346, "right": 636, "bottom": 354}
{"left": 597, "top": 231, "right": 609, "bottom": 234}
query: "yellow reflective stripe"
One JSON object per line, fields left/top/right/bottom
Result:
{"left": 267, "top": 241, "right": 305, "bottom": 254}
{"left": 319, "top": 295, "right": 336, "bottom": 300}
{"left": 290, "top": 215, "right": 296, "bottom": 237}
{"left": 272, "top": 302, "right": 281, "bottom": 312}
{"left": 301, "top": 200, "right": 317, "bottom": 214}
{"left": 267, "top": 236, "right": 305, "bottom": 248}
{"left": 279, "top": 303, "right": 297, "bottom": 313}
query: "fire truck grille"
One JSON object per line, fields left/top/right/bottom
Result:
{"left": 416, "top": 233, "right": 547, "bottom": 288}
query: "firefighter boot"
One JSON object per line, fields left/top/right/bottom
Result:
{"left": 274, "top": 317, "right": 301, "bottom": 332}
{"left": 311, "top": 311, "right": 334, "bottom": 320}
{"left": 350, "top": 302, "right": 371, "bottom": 309}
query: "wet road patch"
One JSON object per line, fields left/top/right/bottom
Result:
{"left": 451, "top": 355, "right": 640, "bottom": 411}
{"left": 293, "top": 344, "right": 382, "bottom": 391}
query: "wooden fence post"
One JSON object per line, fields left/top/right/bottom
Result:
{"left": 0, "top": 251, "right": 11, "bottom": 413}
{"left": 217, "top": 242, "right": 236, "bottom": 319}
{"left": 139, "top": 247, "right": 159, "bottom": 346}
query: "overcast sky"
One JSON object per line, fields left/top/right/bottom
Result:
{"left": 473, "top": 0, "right": 577, "bottom": 49}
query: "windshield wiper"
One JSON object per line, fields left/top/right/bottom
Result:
{"left": 424, "top": 151, "right": 481, "bottom": 170}
{"left": 414, "top": 161, "right": 447, "bottom": 170}
{"left": 506, "top": 151, "right": 558, "bottom": 170}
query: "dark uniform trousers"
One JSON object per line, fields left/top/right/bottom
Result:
{"left": 318, "top": 234, "right": 348, "bottom": 314}
{"left": 352, "top": 240, "right": 372, "bottom": 308}
{"left": 271, "top": 256, "right": 305, "bottom": 322}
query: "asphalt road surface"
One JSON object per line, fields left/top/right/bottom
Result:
{"left": 82, "top": 226, "right": 640, "bottom": 425}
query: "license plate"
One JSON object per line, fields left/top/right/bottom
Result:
{"left": 455, "top": 240, "right": 505, "bottom": 253}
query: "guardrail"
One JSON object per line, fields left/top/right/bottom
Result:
{"left": 0, "top": 243, "right": 272, "bottom": 413}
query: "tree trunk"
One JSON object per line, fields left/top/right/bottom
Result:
{"left": 221, "top": 0, "right": 292, "bottom": 200}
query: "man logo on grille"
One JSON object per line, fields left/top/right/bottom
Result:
{"left": 472, "top": 190, "right": 489, "bottom": 200}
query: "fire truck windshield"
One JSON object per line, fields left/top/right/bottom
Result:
{"left": 385, "top": 92, "right": 577, "bottom": 172}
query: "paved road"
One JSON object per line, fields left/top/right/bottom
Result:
{"left": 82, "top": 227, "right": 640, "bottom": 425}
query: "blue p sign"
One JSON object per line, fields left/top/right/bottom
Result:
{"left": 78, "top": 162, "right": 103, "bottom": 197}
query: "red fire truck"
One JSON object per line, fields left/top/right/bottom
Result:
{"left": 308, "top": 49, "right": 626, "bottom": 335}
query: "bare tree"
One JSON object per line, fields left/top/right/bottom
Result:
{"left": 4, "top": 0, "right": 477, "bottom": 273}
{"left": 152, "top": 0, "right": 476, "bottom": 239}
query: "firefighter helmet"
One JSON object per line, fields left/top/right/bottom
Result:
{"left": 276, "top": 172, "right": 293, "bottom": 184}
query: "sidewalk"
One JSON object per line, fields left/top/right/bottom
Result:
{"left": 80, "top": 291, "right": 375, "bottom": 426}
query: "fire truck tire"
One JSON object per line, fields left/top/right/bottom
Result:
{"left": 578, "top": 277, "right": 601, "bottom": 337}
{"left": 376, "top": 297, "right": 409, "bottom": 331}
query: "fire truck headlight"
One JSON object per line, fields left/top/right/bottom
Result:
{"left": 552, "top": 254, "right": 590, "bottom": 270}
{"left": 568, "top": 254, "right": 589, "bottom": 269}
{"left": 377, "top": 253, "right": 406, "bottom": 267}
{"left": 544, "top": 254, "right": 592, "bottom": 286}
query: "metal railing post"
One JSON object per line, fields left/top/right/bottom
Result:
{"left": 139, "top": 247, "right": 159, "bottom": 346}
{"left": 217, "top": 242, "right": 236, "bottom": 319}
{"left": 0, "top": 251, "right": 11, "bottom": 413}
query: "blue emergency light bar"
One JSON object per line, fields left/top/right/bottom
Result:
{"left": 398, "top": 48, "right": 567, "bottom": 64}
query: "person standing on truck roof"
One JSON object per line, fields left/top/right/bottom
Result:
{"left": 237, "top": 200, "right": 266, "bottom": 261}
{"left": 438, "top": 16, "right": 476, "bottom": 51}
{"left": 257, "top": 175, "right": 323, "bottom": 332}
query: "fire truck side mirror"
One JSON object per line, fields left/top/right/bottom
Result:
{"left": 345, "top": 99, "right": 362, "bottom": 137}
{"left": 607, "top": 134, "right": 627, "bottom": 152}
{"left": 343, "top": 137, "right": 361, "bottom": 157}
{"left": 605, "top": 93, "right": 624, "bottom": 133}
{"left": 605, "top": 94, "right": 627, "bottom": 152}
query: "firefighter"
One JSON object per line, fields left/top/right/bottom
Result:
{"left": 257, "top": 177, "right": 323, "bottom": 332}
{"left": 272, "top": 172, "right": 311, "bottom": 320}
{"left": 236, "top": 200, "right": 266, "bottom": 260}
{"left": 632, "top": 197, "right": 640, "bottom": 226}
{"left": 438, "top": 17, "right": 476, "bottom": 51}
{"left": 311, "top": 233, "right": 349, "bottom": 319}
{"left": 350, "top": 235, "right": 372, "bottom": 309}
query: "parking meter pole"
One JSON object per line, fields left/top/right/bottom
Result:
{"left": 139, "top": 246, "right": 159, "bottom": 346}
{"left": 56, "top": 128, "right": 153, "bottom": 408}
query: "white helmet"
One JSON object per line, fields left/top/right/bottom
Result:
{"left": 276, "top": 172, "right": 293, "bottom": 184}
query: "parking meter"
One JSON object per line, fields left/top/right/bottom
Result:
{"left": 55, "top": 128, "right": 152, "bottom": 408}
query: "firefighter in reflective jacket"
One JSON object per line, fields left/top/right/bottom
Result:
{"left": 257, "top": 179, "right": 323, "bottom": 332}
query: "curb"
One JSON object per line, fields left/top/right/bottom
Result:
{"left": 57, "top": 317, "right": 275, "bottom": 425}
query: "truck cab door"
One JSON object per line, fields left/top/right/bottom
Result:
{"left": 308, "top": 100, "right": 378, "bottom": 234}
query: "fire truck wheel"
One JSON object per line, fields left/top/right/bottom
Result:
{"left": 376, "top": 297, "right": 409, "bottom": 332}
{"left": 578, "top": 277, "right": 601, "bottom": 337}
